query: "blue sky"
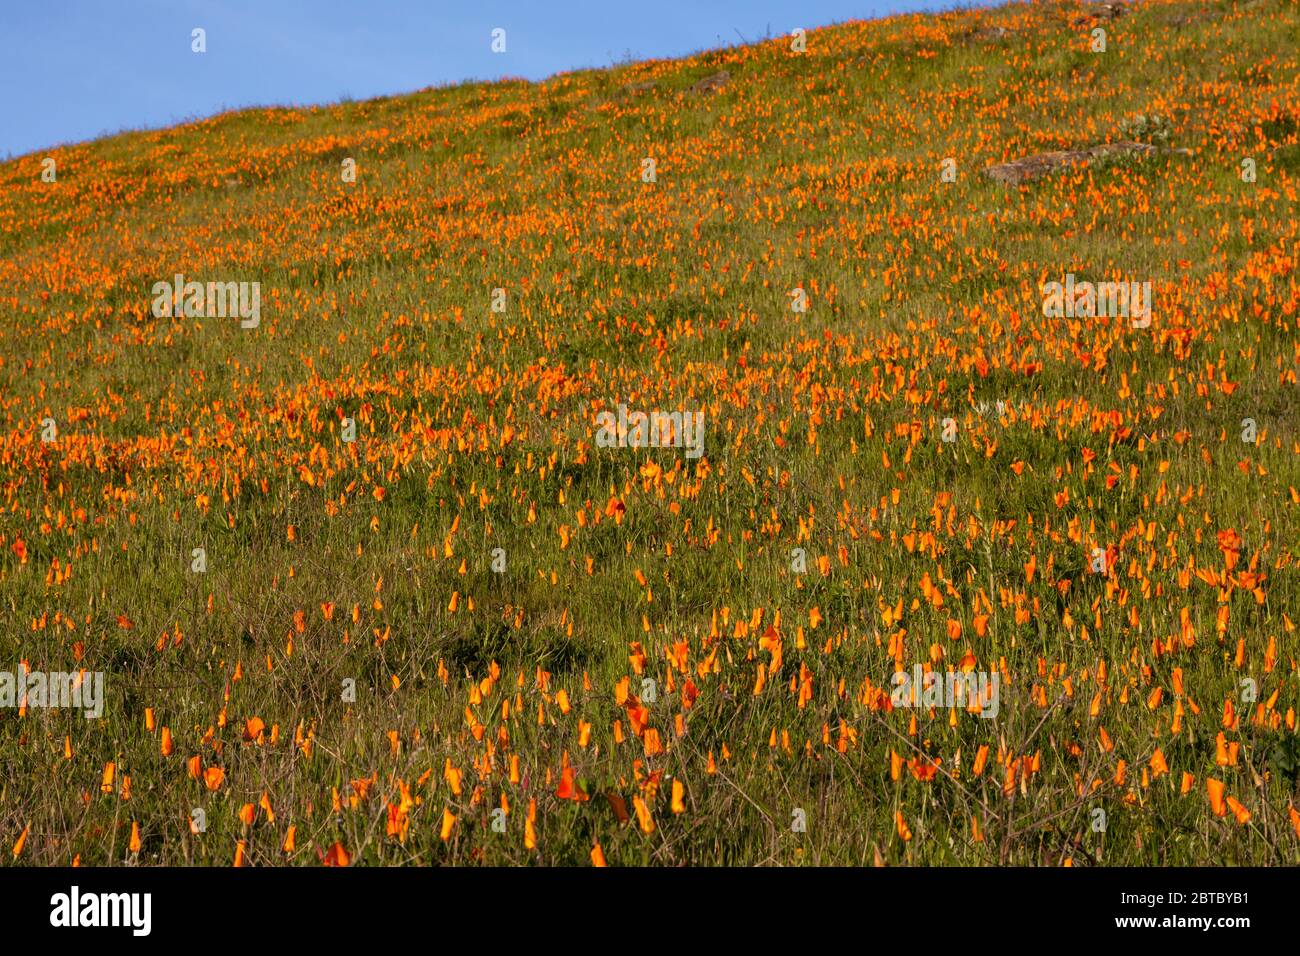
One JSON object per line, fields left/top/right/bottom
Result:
{"left": 0, "top": 0, "right": 977, "bottom": 160}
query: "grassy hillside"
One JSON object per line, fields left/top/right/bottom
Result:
{"left": 1, "top": 0, "right": 1298, "bottom": 866}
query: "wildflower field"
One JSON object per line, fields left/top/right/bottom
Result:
{"left": 2, "top": 0, "right": 1299, "bottom": 867}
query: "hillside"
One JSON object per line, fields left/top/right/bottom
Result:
{"left": 1, "top": 0, "right": 1299, "bottom": 866}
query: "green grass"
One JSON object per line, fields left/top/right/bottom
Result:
{"left": 0, "top": 0, "right": 1298, "bottom": 867}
